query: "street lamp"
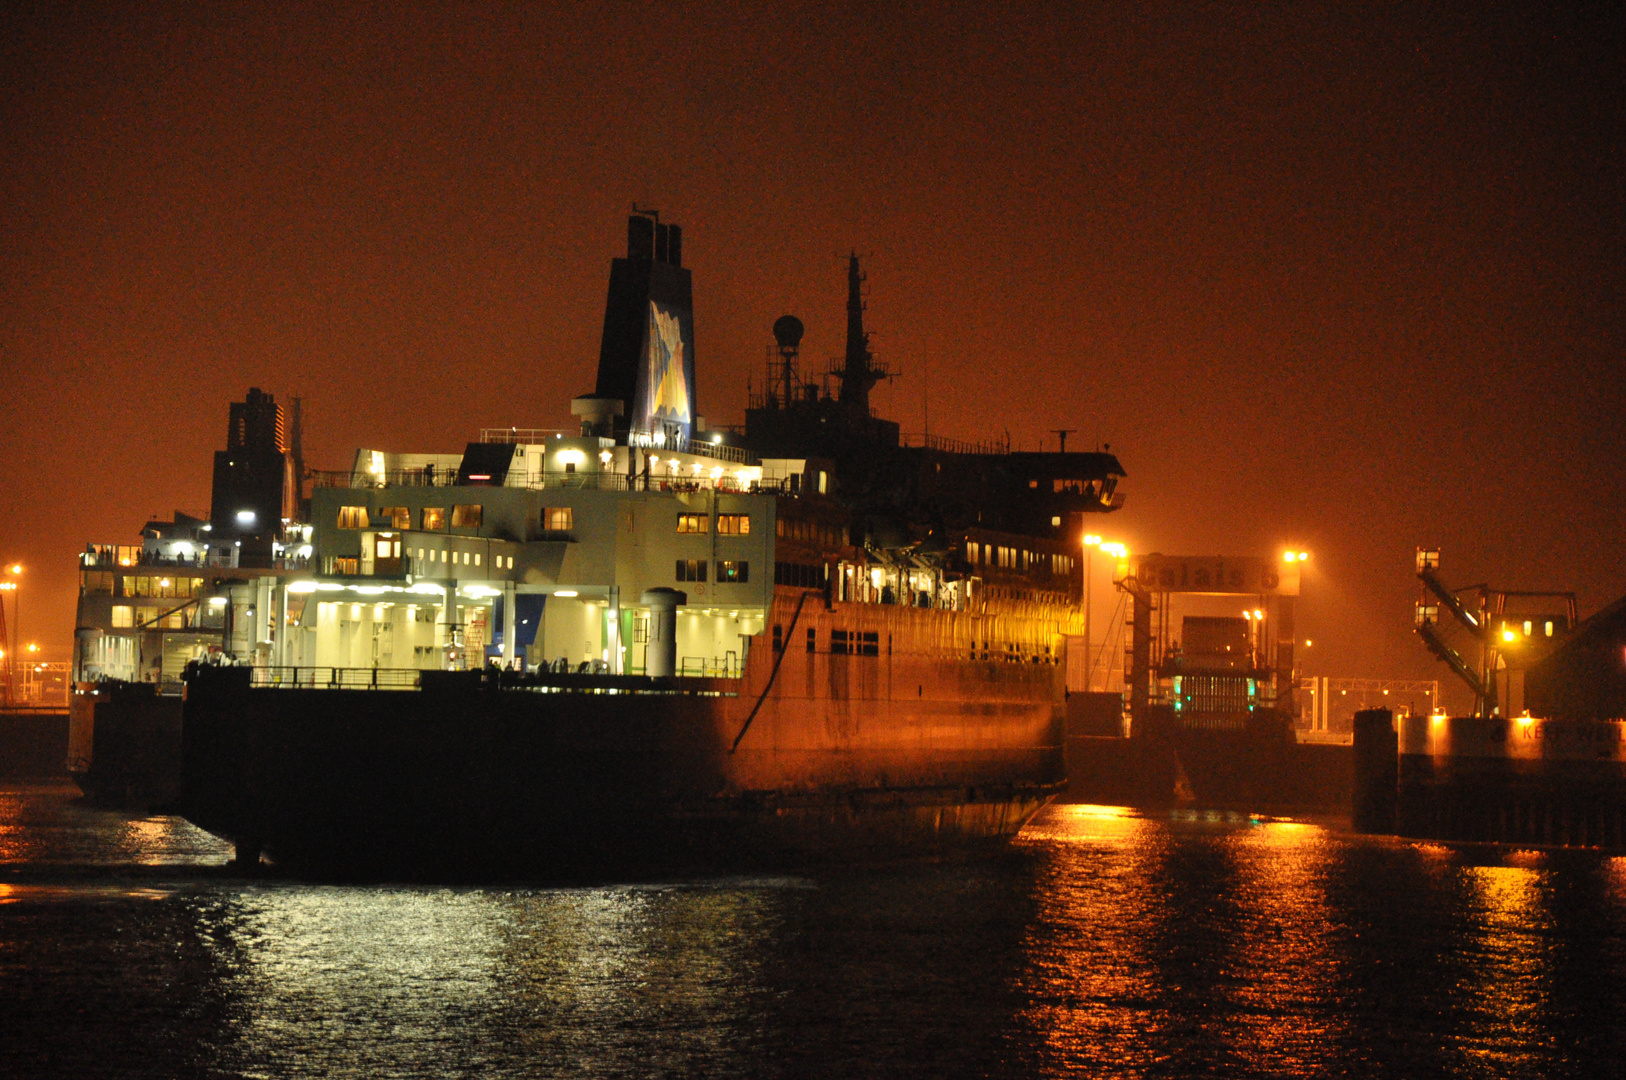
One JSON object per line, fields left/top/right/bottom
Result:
{"left": 0, "top": 566, "right": 17, "bottom": 706}
{"left": 1082, "top": 535, "right": 1102, "bottom": 691}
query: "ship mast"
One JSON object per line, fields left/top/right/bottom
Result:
{"left": 836, "top": 254, "right": 887, "bottom": 416}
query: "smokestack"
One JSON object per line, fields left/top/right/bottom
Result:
{"left": 627, "top": 215, "right": 655, "bottom": 262}
{"left": 655, "top": 223, "right": 670, "bottom": 263}
{"left": 667, "top": 224, "right": 682, "bottom": 267}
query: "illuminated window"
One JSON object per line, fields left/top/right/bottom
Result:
{"left": 111, "top": 605, "right": 133, "bottom": 628}
{"left": 451, "top": 505, "right": 482, "bottom": 529}
{"left": 421, "top": 507, "right": 447, "bottom": 531}
{"left": 676, "top": 558, "right": 707, "bottom": 583}
{"left": 378, "top": 507, "right": 411, "bottom": 530}
{"left": 717, "top": 560, "right": 749, "bottom": 583}
{"left": 542, "top": 507, "right": 573, "bottom": 532}
{"left": 82, "top": 571, "right": 113, "bottom": 595}
{"left": 335, "top": 557, "right": 359, "bottom": 575}
{"left": 717, "top": 514, "right": 750, "bottom": 536}
{"left": 337, "top": 506, "right": 370, "bottom": 529}
{"left": 474, "top": 553, "right": 482, "bottom": 567}
{"left": 462, "top": 552, "right": 470, "bottom": 565}
{"left": 677, "top": 513, "right": 709, "bottom": 534}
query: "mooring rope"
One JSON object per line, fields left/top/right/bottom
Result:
{"left": 731, "top": 589, "right": 819, "bottom": 753}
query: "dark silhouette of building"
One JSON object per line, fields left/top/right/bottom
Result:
{"left": 1525, "top": 594, "right": 1626, "bottom": 719}
{"left": 209, "top": 388, "right": 296, "bottom": 567}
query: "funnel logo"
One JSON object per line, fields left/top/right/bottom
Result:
{"left": 635, "top": 300, "right": 694, "bottom": 441}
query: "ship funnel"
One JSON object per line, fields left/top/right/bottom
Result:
{"left": 627, "top": 214, "right": 655, "bottom": 262}
{"left": 641, "top": 588, "right": 686, "bottom": 677}
{"left": 571, "top": 395, "right": 624, "bottom": 438}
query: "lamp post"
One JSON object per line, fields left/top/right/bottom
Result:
{"left": 0, "top": 566, "right": 17, "bottom": 707}
{"left": 1082, "top": 535, "right": 1101, "bottom": 691}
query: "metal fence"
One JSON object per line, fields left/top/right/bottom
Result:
{"left": 311, "top": 469, "right": 790, "bottom": 495}
{"left": 250, "top": 667, "right": 423, "bottom": 690}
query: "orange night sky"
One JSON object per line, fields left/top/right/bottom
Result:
{"left": 1, "top": 3, "right": 1622, "bottom": 706}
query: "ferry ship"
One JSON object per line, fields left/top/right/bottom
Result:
{"left": 180, "top": 213, "right": 1126, "bottom": 874}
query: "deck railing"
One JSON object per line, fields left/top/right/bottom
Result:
{"left": 251, "top": 667, "right": 423, "bottom": 690}
{"left": 242, "top": 665, "right": 741, "bottom": 696}
{"left": 310, "top": 469, "right": 775, "bottom": 495}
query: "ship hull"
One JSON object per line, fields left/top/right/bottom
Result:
{"left": 181, "top": 596, "right": 1072, "bottom": 877}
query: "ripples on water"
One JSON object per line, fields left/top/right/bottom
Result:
{"left": 1, "top": 784, "right": 1623, "bottom": 1078}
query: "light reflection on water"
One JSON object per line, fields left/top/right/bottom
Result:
{"left": 0, "top": 781, "right": 231, "bottom": 866}
{"left": 2, "top": 787, "right": 1624, "bottom": 1078}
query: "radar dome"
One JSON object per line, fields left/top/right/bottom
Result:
{"left": 772, "top": 315, "right": 805, "bottom": 351}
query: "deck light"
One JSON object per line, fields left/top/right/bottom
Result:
{"left": 1502, "top": 629, "right": 1517, "bottom": 642}
{"left": 287, "top": 581, "right": 318, "bottom": 594}
{"left": 553, "top": 590, "right": 578, "bottom": 598}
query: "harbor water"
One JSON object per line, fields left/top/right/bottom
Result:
{"left": 3, "top": 780, "right": 1624, "bottom": 1078}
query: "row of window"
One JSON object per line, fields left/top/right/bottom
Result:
{"left": 82, "top": 572, "right": 205, "bottom": 599}
{"left": 405, "top": 547, "right": 517, "bottom": 570}
{"left": 965, "top": 541, "right": 1074, "bottom": 576}
{"left": 776, "top": 518, "right": 842, "bottom": 546}
{"left": 109, "top": 605, "right": 188, "bottom": 629}
{"left": 1046, "top": 479, "right": 1101, "bottom": 494}
{"left": 766, "top": 625, "right": 1057, "bottom": 664}
{"left": 676, "top": 513, "right": 750, "bottom": 535}
{"left": 774, "top": 562, "right": 827, "bottom": 588}
{"left": 337, "top": 504, "right": 512, "bottom": 531}
{"left": 770, "top": 625, "right": 882, "bottom": 656}
{"left": 674, "top": 559, "right": 750, "bottom": 583}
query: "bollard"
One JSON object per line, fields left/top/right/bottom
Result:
{"left": 1353, "top": 708, "right": 1397, "bottom": 834}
